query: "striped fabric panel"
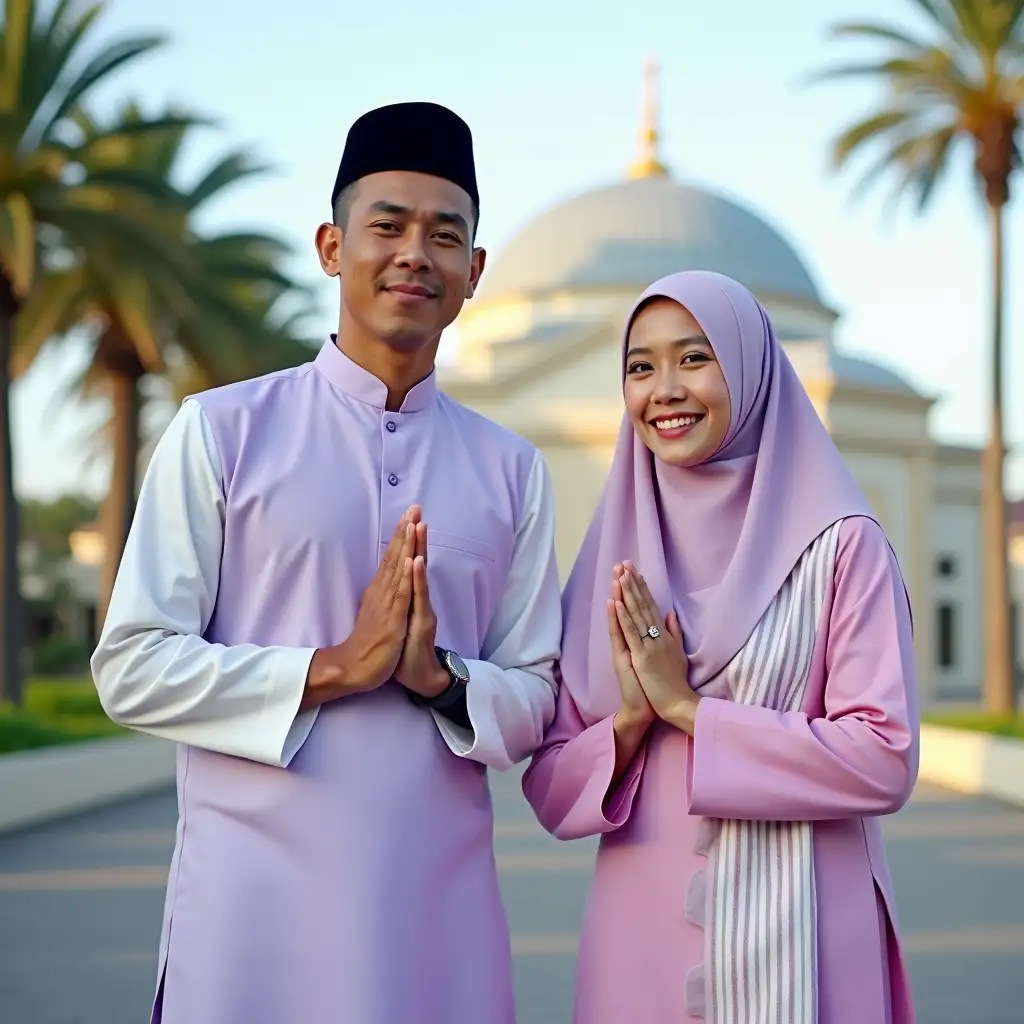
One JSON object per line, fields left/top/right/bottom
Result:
{"left": 705, "top": 521, "right": 842, "bottom": 1024}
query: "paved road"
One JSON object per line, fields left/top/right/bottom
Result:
{"left": 1, "top": 770, "right": 1022, "bottom": 1023}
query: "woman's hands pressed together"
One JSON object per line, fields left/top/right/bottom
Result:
{"left": 608, "top": 562, "right": 701, "bottom": 736}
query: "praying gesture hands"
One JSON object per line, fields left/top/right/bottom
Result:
{"left": 393, "top": 512, "right": 450, "bottom": 699}
{"left": 608, "top": 562, "right": 701, "bottom": 735}
{"left": 306, "top": 508, "right": 417, "bottom": 703}
{"left": 305, "top": 506, "right": 448, "bottom": 706}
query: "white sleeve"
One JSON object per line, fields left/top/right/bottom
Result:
{"left": 431, "top": 449, "right": 562, "bottom": 770}
{"left": 90, "top": 399, "right": 319, "bottom": 768}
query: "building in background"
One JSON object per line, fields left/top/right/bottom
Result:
{"left": 440, "top": 60, "right": 1023, "bottom": 708}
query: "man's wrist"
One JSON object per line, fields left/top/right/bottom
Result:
{"left": 419, "top": 659, "right": 451, "bottom": 699}
{"left": 302, "top": 645, "right": 362, "bottom": 709}
{"left": 395, "top": 649, "right": 450, "bottom": 699}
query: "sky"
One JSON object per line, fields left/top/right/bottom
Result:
{"left": 14, "top": 0, "right": 1024, "bottom": 499}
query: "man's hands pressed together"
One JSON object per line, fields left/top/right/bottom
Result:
{"left": 393, "top": 516, "right": 450, "bottom": 699}
{"left": 304, "top": 506, "right": 448, "bottom": 708}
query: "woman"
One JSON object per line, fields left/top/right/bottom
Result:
{"left": 522, "top": 270, "right": 918, "bottom": 1024}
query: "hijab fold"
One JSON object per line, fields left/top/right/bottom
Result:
{"left": 561, "top": 271, "right": 876, "bottom": 723}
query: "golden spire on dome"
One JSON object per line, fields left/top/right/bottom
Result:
{"left": 627, "top": 56, "right": 669, "bottom": 179}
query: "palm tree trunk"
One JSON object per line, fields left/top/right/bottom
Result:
{"left": 98, "top": 370, "right": 142, "bottom": 629}
{"left": 0, "top": 279, "right": 23, "bottom": 705}
{"left": 982, "top": 200, "right": 1014, "bottom": 714}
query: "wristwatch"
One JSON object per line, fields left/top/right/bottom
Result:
{"left": 409, "top": 648, "right": 470, "bottom": 709}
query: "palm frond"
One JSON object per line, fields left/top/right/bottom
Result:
{"left": 18, "top": 0, "right": 104, "bottom": 140}
{"left": 69, "top": 113, "right": 210, "bottom": 165}
{"left": 43, "top": 196, "right": 192, "bottom": 275}
{"left": 11, "top": 262, "right": 94, "bottom": 376}
{"left": 810, "top": 54, "right": 975, "bottom": 103}
{"left": 34, "top": 34, "right": 167, "bottom": 146}
{"left": 830, "top": 109, "right": 917, "bottom": 168}
{"left": 947, "top": 0, "right": 1024, "bottom": 57}
{"left": 187, "top": 150, "right": 272, "bottom": 210}
{"left": 905, "top": 0, "right": 968, "bottom": 47}
{"left": 98, "top": 270, "right": 165, "bottom": 373}
{"left": 0, "top": 0, "right": 36, "bottom": 114}
{"left": 845, "top": 123, "right": 961, "bottom": 209}
{"left": 899, "top": 123, "right": 959, "bottom": 208}
{"left": 0, "top": 191, "right": 36, "bottom": 298}
{"left": 829, "top": 21, "right": 932, "bottom": 53}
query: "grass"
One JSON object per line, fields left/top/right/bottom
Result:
{"left": 922, "top": 711, "right": 1024, "bottom": 741}
{"left": 0, "top": 676, "right": 123, "bottom": 755}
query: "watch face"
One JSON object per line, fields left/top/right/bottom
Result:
{"left": 444, "top": 651, "right": 469, "bottom": 683}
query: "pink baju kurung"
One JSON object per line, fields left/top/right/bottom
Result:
{"left": 523, "top": 516, "right": 918, "bottom": 1024}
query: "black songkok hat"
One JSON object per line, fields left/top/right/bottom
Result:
{"left": 331, "top": 101, "right": 479, "bottom": 211}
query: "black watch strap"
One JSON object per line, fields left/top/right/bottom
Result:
{"left": 408, "top": 648, "right": 469, "bottom": 710}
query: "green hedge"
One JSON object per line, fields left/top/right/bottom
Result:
{"left": 31, "top": 634, "right": 92, "bottom": 675}
{"left": 922, "top": 712, "right": 1024, "bottom": 741}
{"left": 0, "top": 677, "right": 123, "bottom": 754}
{"left": 23, "top": 676, "right": 107, "bottom": 717}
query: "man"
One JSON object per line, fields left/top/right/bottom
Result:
{"left": 92, "top": 101, "right": 562, "bottom": 1024}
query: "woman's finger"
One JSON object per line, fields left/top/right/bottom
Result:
{"left": 622, "top": 563, "right": 659, "bottom": 624}
{"left": 666, "top": 609, "right": 683, "bottom": 643}
{"left": 620, "top": 572, "right": 653, "bottom": 638}
{"left": 615, "top": 600, "right": 645, "bottom": 656}
{"left": 606, "top": 599, "right": 629, "bottom": 657}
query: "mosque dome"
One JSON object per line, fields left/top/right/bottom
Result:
{"left": 477, "top": 175, "right": 822, "bottom": 304}
{"left": 455, "top": 59, "right": 921, "bottom": 400}
{"left": 476, "top": 58, "right": 821, "bottom": 307}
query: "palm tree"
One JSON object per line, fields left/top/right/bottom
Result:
{"left": 813, "top": 0, "right": 1023, "bottom": 714}
{"left": 14, "top": 103, "right": 317, "bottom": 621}
{"left": 0, "top": 0, "right": 200, "bottom": 704}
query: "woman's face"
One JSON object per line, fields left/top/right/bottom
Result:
{"left": 623, "top": 297, "right": 732, "bottom": 467}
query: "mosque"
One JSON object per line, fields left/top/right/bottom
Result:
{"left": 439, "top": 61, "right": 1021, "bottom": 709}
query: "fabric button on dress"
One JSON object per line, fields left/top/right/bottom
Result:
{"left": 386, "top": 420, "right": 397, "bottom": 433}
{"left": 388, "top": 473, "right": 399, "bottom": 486}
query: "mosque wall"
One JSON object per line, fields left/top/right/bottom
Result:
{"left": 929, "top": 501, "right": 984, "bottom": 699}
{"left": 930, "top": 448, "right": 988, "bottom": 701}
{"left": 828, "top": 394, "right": 933, "bottom": 449}
{"left": 762, "top": 300, "right": 837, "bottom": 343}
{"left": 831, "top": 449, "right": 912, "bottom": 574}
{"left": 457, "top": 288, "right": 641, "bottom": 354}
{"left": 541, "top": 442, "right": 616, "bottom": 584}
{"left": 830, "top": 445, "right": 945, "bottom": 701}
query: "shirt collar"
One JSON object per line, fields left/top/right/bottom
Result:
{"left": 313, "top": 336, "right": 437, "bottom": 413}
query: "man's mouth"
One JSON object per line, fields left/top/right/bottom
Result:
{"left": 386, "top": 283, "right": 437, "bottom": 299}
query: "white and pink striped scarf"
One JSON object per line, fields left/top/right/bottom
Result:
{"left": 689, "top": 521, "right": 841, "bottom": 1023}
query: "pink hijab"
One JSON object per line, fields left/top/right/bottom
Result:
{"left": 561, "top": 270, "right": 878, "bottom": 723}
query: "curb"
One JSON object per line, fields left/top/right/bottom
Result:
{"left": 0, "top": 735, "right": 176, "bottom": 835}
{"left": 917, "top": 724, "right": 1024, "bottom": 807}
{"left": 0, "top": 724, "right": 1020, "bottom": 836}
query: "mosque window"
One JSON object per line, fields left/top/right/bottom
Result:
{"left": 936, "top": 602, "right": 957, "bottom": 669}
{"left": 936, "top": 555, "right": 958, "bottom": 578}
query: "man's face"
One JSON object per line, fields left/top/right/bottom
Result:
{"left": 315, "top": 170, "right": 485, "bottom": 352}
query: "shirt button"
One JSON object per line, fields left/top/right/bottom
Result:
{"left": 388, "top": 473, "right": 399, "bottom": 486}
{"left": 386, "top": 420, "right": 397, "bottom": 433}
